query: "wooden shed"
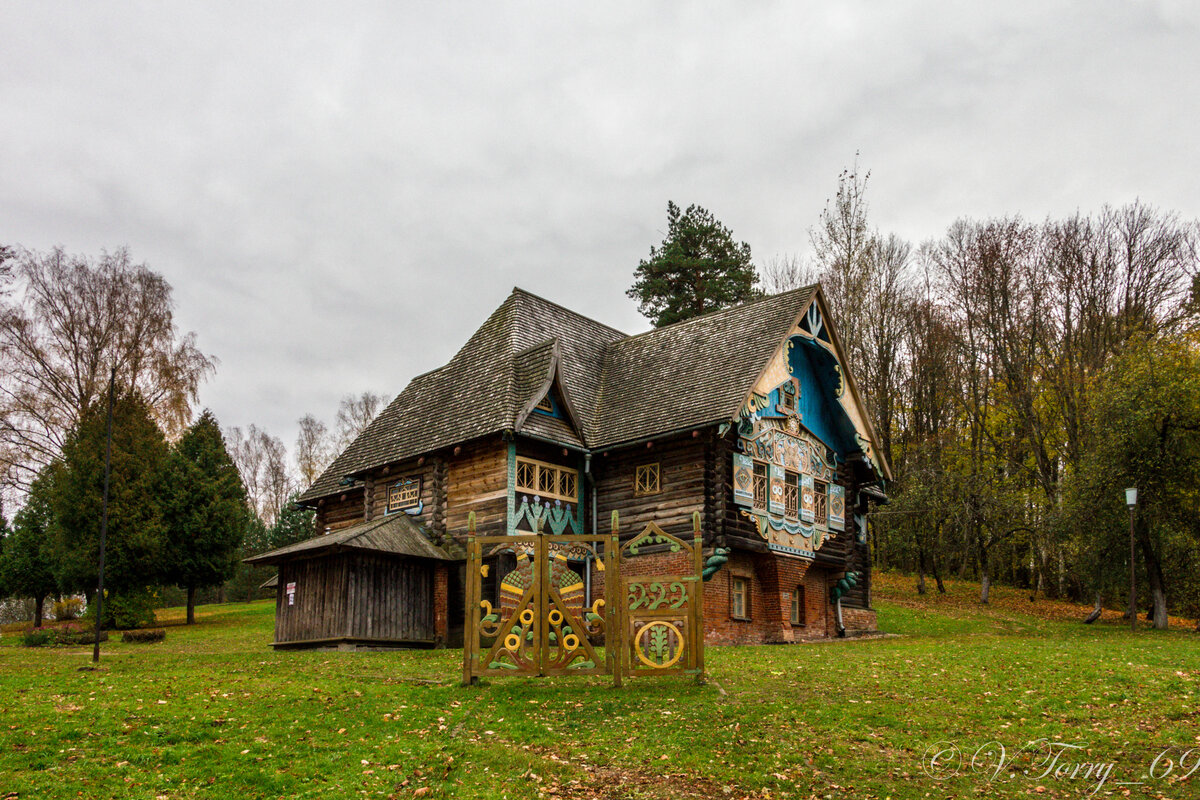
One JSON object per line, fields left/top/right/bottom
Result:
{"left": 245, "top": 514, "right": 452, "bottom": 650}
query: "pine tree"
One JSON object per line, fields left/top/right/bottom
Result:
{"left": 48, "top": 394, "right": 170, "bottom": 615}
{"left": 162, "top": 410, "right": 252, "bottom": 624}
{"left": 268, "top": 495, "right": 317, "bottom": 550}
{"left": 627, "top": 201, "right": 761, "bottom": 327}
{"left": 0, "top": 468, "right": 59, "bottom": 627}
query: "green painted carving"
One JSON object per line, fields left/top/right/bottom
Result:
{"left": 505, "top": 440, "right": 516, "bottom": 534}
{"left": 514, "top": 496, "right": 578, "bottom": 534}
{"left": 647, "top": 625, "right": 672, "bottom": 665}
{"left": 627, "top": 532, "right": 680, "bottom": 555}
{"left": 702, "top": 548, "right": 730, "bottom": 582}
{"left": 628, "top": 581, "right": 686, "bottom": 611}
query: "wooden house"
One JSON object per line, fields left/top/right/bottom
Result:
{"left": 268, "top": 285, "right": 890, "bottom": 648}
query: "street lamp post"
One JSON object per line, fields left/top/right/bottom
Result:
{"left": 1126, "top": 487, "right": 1137, "bottom": 633}
{"left": 93, "top": 367, "right": 115, "bottom": 664}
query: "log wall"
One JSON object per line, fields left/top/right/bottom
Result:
{"left": 446, "top": 436, "right": 508, "bottom": 536}
{"left": 595, "top": 433, "right": 706, "bottom": 540}
{"left": 364, "top": 459, "right": 440, "bottom": 528}
{"left": 316, "top": 489, "right": 366, "bottom": 532}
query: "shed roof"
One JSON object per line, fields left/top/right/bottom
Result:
{"left": 244, "top": 514, "right": 451, "bottom": 565}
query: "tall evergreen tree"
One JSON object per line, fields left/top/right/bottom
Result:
{"left": 627, "top": 201, "right": 760, "bottom": 327}
{"left": 162, "top": 410, "right": 252, "bottom": 624}
{"left": 0, "top": 468, "right": 59, "bottom": 626}
{"left": 48, "top": 394, "right": 170, "bottom": 605}
{"left": 268, "top": 495, "right": 317, "bottom": 551}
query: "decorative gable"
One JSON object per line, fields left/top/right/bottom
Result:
{"left": 732, "top": 288, "right": 889, "bottom": 561}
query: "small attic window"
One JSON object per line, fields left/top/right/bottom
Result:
{"left": 780, "top": 382, "right": 797, "bottom": 413}
{"left": 535, "top": 394, "right": 553, "bottom": 413}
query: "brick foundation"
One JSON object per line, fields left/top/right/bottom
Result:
{"left": 433, "top": 563, "right": 449, "bottom": 646}
{"left": 612, "top": 547, "right": 876, "bottom": 645}
{"left": 841, "top": 606, "right": 877, "bottom": 633}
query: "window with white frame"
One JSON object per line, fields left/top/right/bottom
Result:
{"left": 731, "top": 576, "right": 750, "bottom": 620}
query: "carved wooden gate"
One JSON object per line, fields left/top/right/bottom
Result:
{"left": 614, "top": 516, "right": 704, "bottom": 686}
{"left": 461, "top": 512, "right": 704, "bottom": 685}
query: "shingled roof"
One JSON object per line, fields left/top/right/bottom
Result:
{"left": 300, "top": 285, "right": 821, "bottom": 503}
{"left": 244, "top": 513, "right": 451, "bottom": 565}
{"left": 589, "top": 286, "right": 815, "bottom": 445}
{"left": 300, "top": 289, "right": 623, "bottom": 501}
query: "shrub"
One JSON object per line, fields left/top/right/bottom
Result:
{"left": 53, "top": 597, "right": 84, "bottom": 621}
{"left": 84, "top": 588, "right": 157, "bottom": 630}
{"left": 54, "top": 624, "right": 107, "bottom": 645}
{"left": 121, "top": 628, "right": 166, "bottom": 644}
{"left": 22, "top": 628, "right": 53, "bottom": 647}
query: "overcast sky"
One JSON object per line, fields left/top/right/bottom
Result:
{"left": 3, "top": 2, "right": 1199, "bottom": 462}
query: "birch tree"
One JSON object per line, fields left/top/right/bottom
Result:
{"left": 0, "top": 247, "right": 214, "bottom": 494}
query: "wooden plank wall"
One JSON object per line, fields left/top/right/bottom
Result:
{"left": 595, "top": 433, "right": 706, "bottom": 539}
{"left": 345, "top": 553, "right": 436, "bottom": 642}
{"left": 275, "top": 556, "right": 348, "bottom": 643}
{"left": 446, "top": 436, "right": 508, "bottom": 536}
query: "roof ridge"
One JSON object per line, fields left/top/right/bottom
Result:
{"left": 510, "top": 286, "right": 628, "bottom": 338}
{"left": 617, "top": 284, "right": 817, "bottom": 343}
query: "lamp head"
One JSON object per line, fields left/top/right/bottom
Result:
{"left": 1125, "top": 487, "right": 1138, "bottom": 508}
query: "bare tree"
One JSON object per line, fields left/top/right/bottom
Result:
{"left": 0, "top": 245, "right": 14, "bottom": 291}
{"left": 809, "top": 155, "right": 874, "bottom": 370}
{"left": 335, "top": 392, "right": 384, "bottom": 451}
{"left": 226, "top": 424, "right": 293, "bottom": 525}
{"left": 856, "top": 233, "right": 913, "bottom": 466}
{"left": 295, "top": 414, "right": 333, "bottom": 488}
{"left": 0, "top": 247, "right": 214, "bottom": 494}
{"left": 759, "top": 253, "right": 819, "bottom": 294}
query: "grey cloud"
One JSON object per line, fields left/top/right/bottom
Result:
{"left": 2, "top": 1, "right": 1198, "bottom": 455}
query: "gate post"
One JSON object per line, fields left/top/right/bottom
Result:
{"left": 461, "top": 512, "right": 479, "bottom": 686}
{"left": 692, "top": 511, "right": 704, "bottom": 683}
{"left": 534, "top": 534, "right": 548, "bottom": 676}
{"left": 609, "top": 510, "right": 622, "bottom": 688}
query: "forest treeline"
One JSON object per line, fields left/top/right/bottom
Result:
{"left": 767, "top": 163, "right": 1200, "bottom": 627}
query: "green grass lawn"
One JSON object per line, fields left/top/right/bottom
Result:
{"left": 1, "top": 587, "right": 1197, "bottom": 800}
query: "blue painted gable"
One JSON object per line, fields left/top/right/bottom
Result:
{"left": 786, "top": 335, "right": 860, "bottom": 461}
